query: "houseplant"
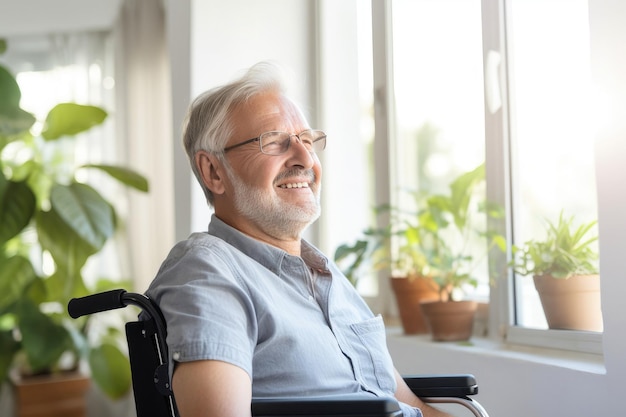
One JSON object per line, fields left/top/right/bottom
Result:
{"left": 509, "top": 212, "right": 602, "bottom": 331}
{"left": 335, "top": 163, "right": 504, "bottom": 339}
{"left": 0, "top": 42, "right": 148, "bottom": 415}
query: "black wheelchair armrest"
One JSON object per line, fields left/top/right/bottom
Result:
{"left": 252, "top": 395, "right": 402, "bottom": 417}
{"left": 404, "top": 374, "right": 478, "bottom": 397}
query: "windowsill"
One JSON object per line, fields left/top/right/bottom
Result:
{"left": 386, "top": 326, "right": 606, "bottom": 375}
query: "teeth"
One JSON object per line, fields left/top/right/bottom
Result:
{"left": 279, "top": 182, "right": 309, "bottom": 189}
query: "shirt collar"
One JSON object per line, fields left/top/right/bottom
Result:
{"left": 208, "top": 214, "right": 330, "bottom": 275}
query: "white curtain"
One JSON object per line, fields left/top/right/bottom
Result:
{"left": 113, "top": 0, "right": 175, "bottom": 291}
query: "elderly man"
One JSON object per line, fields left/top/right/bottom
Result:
{"left": 145, "top": 62, "right": 452, "bottom": 417}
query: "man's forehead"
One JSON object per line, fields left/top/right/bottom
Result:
{"left": 235, "top": 92, "right": 308, "bottom": 130}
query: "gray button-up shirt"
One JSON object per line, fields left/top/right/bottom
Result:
{"left": 145, "top": 215, "right": 421, "bottom": 417}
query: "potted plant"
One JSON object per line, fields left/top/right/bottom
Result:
{"left": 509, "top": 212, "right": 602, "bottom": 332}
{"left": 335, "top": 164, "right": 504, "bottom": 340}
{"left": 0, "top": 42, "right": 148, "bottom": 416}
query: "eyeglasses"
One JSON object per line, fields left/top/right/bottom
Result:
{"left": 223, "top": 130, "right": 327, "bottom": 155}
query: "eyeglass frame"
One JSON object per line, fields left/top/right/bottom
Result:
{"left": 222, "top": 129, "right": 327, "bottom": 155}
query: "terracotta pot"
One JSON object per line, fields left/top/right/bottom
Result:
{"left": 420, "top": 300, "right": 478, "bottom": 342}
{"left": 390, "top": 276, "right": 440, "bottom": 334}
{"left": 533, "top": 274, "right": 603, "bottom": 331}
{"left": 12, "top": 371, "right": 90, "bottom": 417}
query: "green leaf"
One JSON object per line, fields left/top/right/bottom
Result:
{"left": 36, "top": 207, "right": 96, "bottom": 278}
{"left": 89, "top": 343, "right": 131, "bottom": 399}
{"left": 44, "top": 267, "right": 89, "bottom": 305}
{"left": 49, "top": 182, "right": 115, "bottom": 251}
{"left": 36, "top": 220, "right": 91, "bottom": 290}
{"left": 0, "top": 329, "right": 20, "bottom": 382}
{"left": 81, "top": 164, "right": 149, "bottom": 192}
{"left": 37, "top": 183, "right": 115, "bottom": 299}
{"left": 334, "top": 240, "right": 367, "bottom": 262}
{"left": 0, "top": 65, "right": 23, "bottom": 110}
{"left": 334, "top": 240, "right": 370, "bottom": 286}
{"left": 449, "top": 163, "right": 484, "bottom": 228}
{"left": 24, "top": 275, "right": 47, "bottom": 306}
{"left": 492, "top": 234, "right": 507, "bottom": 252}
{"left": 0, "top": 255, "right": 37, "bottom": 312}
{"left": 0, "top": 39, "right": 7, "bottom": 55}
{"left": 509, "top": 211, "right": 599, "bottom": 277}
{"left": 0, "top": 174, "right": 36, "bottom": 245}
{"left": 0, "top": 65, "right": 36, "bottom": 138}
{"left": 18, "top": 299, "right": 72, "bottom": 372}
{"left": 41, "top": 103, "right": 107, "bottom": 140}
{"left": 0, "top": 107, "right": 36, "bottom": 139}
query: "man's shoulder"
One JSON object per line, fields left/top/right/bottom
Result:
{"left": 165, "top": 232, "right": 214, "bottom": 255}
{"left": 149, "top": 232, "right": 257, "bottom": 292}
{"left": 167, "top": 232, "right": 243, "bottom": 260}
{"left": 185, "top": 231, "right": 222, "bottom": 247}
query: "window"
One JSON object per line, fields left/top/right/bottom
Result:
{"left": 318, "top": 0, "right": 603, "bottom": 354}
{"left": 506, "top": 0, "right": 598, "bottom": 328}
{"left": 497, "top": 0, "right": 602, "bottom": 352}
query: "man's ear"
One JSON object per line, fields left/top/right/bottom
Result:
{"left": 195, "top": 150, "right": 226, "bottom": 195}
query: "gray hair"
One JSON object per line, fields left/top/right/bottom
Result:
{"left": 182, "top": 61, "right": 289, "bottom": 206}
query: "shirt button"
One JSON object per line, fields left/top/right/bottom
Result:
{"left": 173, "top": 352, "right": 181, "bottom": 360}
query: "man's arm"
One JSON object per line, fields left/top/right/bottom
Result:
{"left": 394, "top": 369, "right": 454, "bottom": 417}
{"left": 172, "top": 359, "right": 252, "bottom": 417}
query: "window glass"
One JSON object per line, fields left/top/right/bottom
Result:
{"left": 391, "top": 0, "right": 487, "bottom": 299}
{"left": 507, "top": 0, "right": 601, "bottom": 330}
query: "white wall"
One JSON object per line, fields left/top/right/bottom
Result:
{"left": 185, "top": 0, "right": 318, "bottom": 235}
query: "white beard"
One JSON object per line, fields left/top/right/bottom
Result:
{"left": 225, "top": 165, "right": 321, "bottom": 240}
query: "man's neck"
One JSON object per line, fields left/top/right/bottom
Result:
{"left": 242, "top": 229, "right": 303, "bottom": 256}
{"left": 215, "top": 213, "right": 303, "bottom": 256}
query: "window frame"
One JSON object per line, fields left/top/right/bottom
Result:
{"left": 483, "top": 0, "right": 603, "bottom": 354}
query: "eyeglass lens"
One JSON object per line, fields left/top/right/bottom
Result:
{"left": 260, "top": 130, "right": 326, "bottom": 155}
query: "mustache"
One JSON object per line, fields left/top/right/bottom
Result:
{"left": 273, "top": 168, "right": 316, "bottom": 184}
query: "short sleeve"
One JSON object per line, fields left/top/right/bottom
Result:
{"left": 146, "top": 235, "right": 258, "bottom": 378}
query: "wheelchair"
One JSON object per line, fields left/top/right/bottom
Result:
{"left": 68, "top": 289, "right": 489, "bottom": 417}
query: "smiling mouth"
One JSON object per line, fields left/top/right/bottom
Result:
{"left": 278, "top": 182, "right": 310, "bottom": 189}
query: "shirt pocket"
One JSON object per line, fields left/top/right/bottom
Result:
{"left": 349, "top": 315, "right": 396, "bottom": 393}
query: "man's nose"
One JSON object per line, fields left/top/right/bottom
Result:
{"left": 286, "top": 135, "right": 315, "bottom": 167}
{"left": 290, "top": 134, "right": 306, "bottom": 147}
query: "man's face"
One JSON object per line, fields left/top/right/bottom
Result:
{"left": 219, "top": 91, "right": 322, "bottom": 240}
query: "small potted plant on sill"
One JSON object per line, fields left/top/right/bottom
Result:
{"left": 335, "top": 163, "right": 504, "bottom": 340}
{"left": 0, "top": 43, "right": 148, "bottom": 417}
{"left": 509, "top": 212, "right": 602, "bottom": 332}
